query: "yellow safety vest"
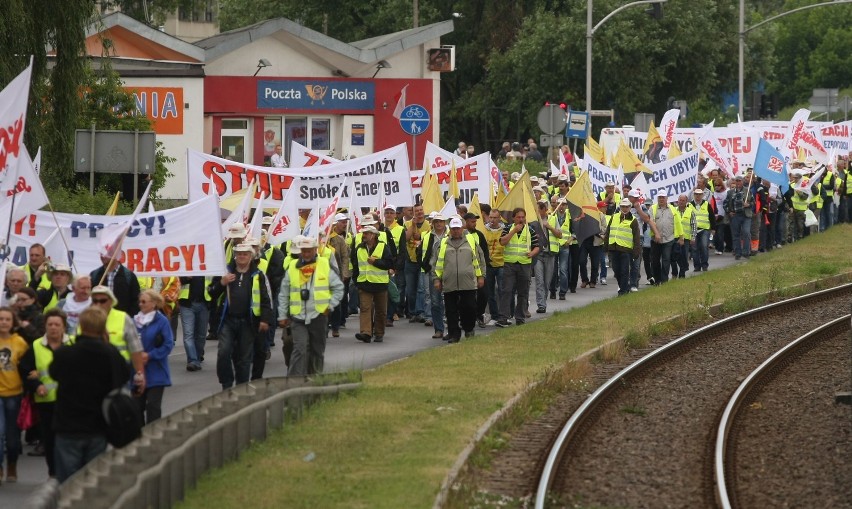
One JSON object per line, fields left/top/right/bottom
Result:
{"left": 651, "top": 203, "right": 685, "bottom": 239}
{"left": 33, "top": 337, "right": 71, "bottom": 403}
{"left": 598, "top": 191, "right": 622, "bottom": 204}
{"left": 845, "top": 170, "right": 852, "bottom": 195}
{"left": 386, "top": 223, "right": 404, "bottom": 250}
{"left": 810, "top": 183, "right": 822, "bottom": 208}
{"left": 545, "top": 215, "right": 561, "bottom": 252}
{"left": 608, "top": 215, "right": 635, "bottom": 249}
{"left": 288, "top": 257, "right": 332, "bottom": 315}
{"left": 504, "top": 227, "right": 532, "bottom": 264}
{"left": 678, "top": 206, "right": 694, "bottom": 241}
{"left": 482, "top": 227, "right": 504, "bottom": 267}
{"left": 434, "top": 235, "right": 482, "bottom": 279}
{"left": 822, "top": 172, "right": 836, "bottom": 198}
{"left": 106, "top": 308, "right": 130, "bottom": 361}
{"left": 693, "top": 201, "right": 711, "bottom": 230}
{"left": 792, "top": 193, "right": 809, "bottom": 211}
{"left": 356, "top": 242, "right": 390, "bottom": 284}
{"left": 178, "top": 277, "right": 212, "bottom": 301}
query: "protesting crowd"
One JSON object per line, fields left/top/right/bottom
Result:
{"left": 2, "top": 108, "right": 851, "bottom": 488}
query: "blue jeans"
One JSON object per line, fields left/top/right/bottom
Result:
{"left": 55, "top": 433, "right": 107, "bottom": 483}
{"left": 404, "top": 260, "right": 425, "bottom": 317}
{"left": 217, "top": 316, "right": 256, "bottom": 389}
{"left": 180, "top": 301, "right": 209, "bottom": 366}
{"left": 598, "top": 249, "right": 608, "bottom": 280}
{"left": 650, "top": 240, "right": 674, "bottom": 284}
{"left": 556, "top": 247, "right": 570, "bottom": 296}
{"left": 730, "top": 213, "right": 752, "bottom": 257}
{"left": 0, "top": 394, "right": 22, "bottom": 466}
{"left": 485, "top": 265, "right": 503, "bottom": 317}
{"left": 671, "top": 241, "right": 689, "bottom": 278}
{"left": 430, "top": 285, "right": 444, "bottom": 332}
{"left": 630, "top": 252, "right": 642, "bottom": 288}
{"left": 578, "top": 239, "right": 601, "bottom": 284}
{"left": 820, "top": 202, "right": 834, "bottom": 231}
{"left": 692, "top": 230, "right": 710, "bottom": 270}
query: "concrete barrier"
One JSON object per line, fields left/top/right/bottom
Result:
{"left": 25, "top": 376, "right": 361, "bottom": 509}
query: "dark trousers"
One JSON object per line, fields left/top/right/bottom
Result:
{"left": 671, "top": 241, "right": 689, "bottom": 278}
{"left": 55, "top": 433, "right": 106, "bottom": 483}
{"left": 578, "top": 238, "right": 601, "bottom": 284}
{"left": 217, "top": 316, "right": 256, "bottom": 389}
{"left": 139, "top": 386, "right": 165, "bottom": 424}
{"left": 485, "top": 265, "right": 502, "bottom": 317}
{"left": 499, "top": 263, "right": 531, "bottom": 321}
{"left": 567, "top": 244, "right": 580, "bottom": 291}
{"left": 289, "top": 315, "right": 328, "bottom": 376}
{"left": 444, "top": 289, "right": 477, "bottom": 339}
{"left": 650, "top": 240, "right": 674, "bottom": 284}
{"left": 610, "top": 250, "right": 631, "bottom": 295}
{"left": 475, "top": 285, "right": 487, "bottom": 320}
{"left": 36, "top": 402, "right": 56, "bottom": 476}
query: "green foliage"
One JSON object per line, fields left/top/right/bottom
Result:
{"left": 494, "top": 158, "right": 548, "bottom": 178}
{"left": 46, "top": 185, "right": 134, "bottom": 215}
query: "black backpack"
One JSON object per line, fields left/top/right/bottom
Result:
{"left": 102, "top": 386, "right": 142, "bottom": 448}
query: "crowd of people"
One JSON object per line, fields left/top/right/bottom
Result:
{"left": 0, "top": 152, "right": 848, "bottom": 487}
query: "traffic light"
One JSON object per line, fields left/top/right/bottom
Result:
{"left": 759, "top": 94, "right": 770, "bottom": 118}
{"left": 646, "top": 2, "right": 663, "bottom": 20}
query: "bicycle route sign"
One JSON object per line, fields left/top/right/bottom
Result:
{"left": 399, "top": 104, "right": 430, "bottom": 136}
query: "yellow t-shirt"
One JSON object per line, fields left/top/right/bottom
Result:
{"left": 0, "top": 333, "right": 28, "bottom": 397}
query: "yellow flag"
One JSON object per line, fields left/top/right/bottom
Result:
{"left": 105, "top": 192, "right": 121, "bottom": 215}
{"left": 421, "top": 172, "right": 444, "bottom": 214}
{"left": 469, "top": 192, "right": 486, "bottom": 232}
{"left": 617, "top": 138, "right": 650, "bottom": 174}
{"left": 643, "top": 122, "right": 662, "bottom": 153}
{"left": 448, "top": 159, "right": 460, "bottom": 200}
{"left": 496, "top": 171, "right": 538, "bottom": 222}
{"left": 585, "top": 136, "right": 605, "bottom": 163}
{"left": 667, "top": 140, "right": 682, "bottom": 159}
{"left": 565, "top": 170, "right": 604, "bottom": 244}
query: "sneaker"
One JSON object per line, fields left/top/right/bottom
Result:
{"left": 495, "top": 320, "right": 510, "bottom": 328}
{"left": 432, "top": 331, "right": 444, "bottom": 339}
{"left": 424, "top": 319, "right": 433, "bottom": 327}
{"left": 446, "top": 336, "right": 460, "bottom": 343}
{"left": 580, "top": 281, "right": 588, "bottom": 288}
{"left": 589, "top": 283, "right": 596, "bottom": 288}
{"left": 332, "top": 329, "right": 340, "bottom": 338}
{"left": 485, "top": 319, "right": 496, "bottom": 326}
{"left": 265, "top": 350, "right": 272, "bottom": 360}
{"left": 524, "top": 311, "right": 531, "bottom": 318}
{"left": 558, "top": 294, "right": 566, "bottom": 300}
{"left": 477, "top": 318, "right": 486, "bottom": 328}
{"left": 549, "top": 292, "right": 556, "bottom": 299}
{"left": 600, "top": 278, "right": 607, "bottom": 285}
{"left": 186, "top": 363, "right": 201, "bottom": 372}
{"left": 373, "top": 336, "right": 384, "bottom": 343}
{"left": 630, "top": 287, "right": 639, "bottom": 292}
{"left": 646, "top": 278, "right": 655, "bottom": 286}
{"left": 409, "top": 316, "right": 418, "bottom": 323}
{"left": 715, "top": 250, "right": 723, "bottom": 255}
{"left": 536, "top": 307, "right": 546, "bottom": 314}
{"left": 355, "top": 333, "right": 372, "bottom": 343}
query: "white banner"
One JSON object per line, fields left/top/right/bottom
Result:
{"left": 7, "top": 196, "right": 226, "bottom": 277}
{"left": 644, "top": 150, "right": 700, "bottom": 201}
{"left": 409, "top": 141, "right": 491, "bottom": 205}
{"left": 586, "top": 159, "right": 625, "bottom": 196}
{"left": 187, "top": 143, "right": 414, "bottom": 208}
{"left": 821, "top": 121, "right": 851, "bottom": 154}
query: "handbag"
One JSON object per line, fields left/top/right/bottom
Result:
{"left": 387, "top": 279, "right": 400, "bottom": 304}
{"left": 17, "top": 394, "right": 38, "bottom": 430}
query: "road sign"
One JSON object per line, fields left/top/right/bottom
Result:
{"left": 399, "top": 104, "right": 430, "bottom": 136}
{"left": 566, "top": 110, "right": 589, "bottom": 139}
{"left": 540, "top": 134, "right": 564, "bottom": 147}
{"left": 537, "top": 104, "right": 568, "bottom": 135}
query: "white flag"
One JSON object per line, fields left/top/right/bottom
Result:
{"left": 659, "top": 108, "right": 680, "bottom": 149}
{"left": 301, "top": 206, "right": 319, "bottom": 240}
{"left": 247, "top": 189, "right": 266, "bottom": 239}
{"left": 0, "top": 59, "right": 34, "bottom": 194}
{"left": 267, "top": 184, "right": 300, "bottom": 245}
{"left": 319, "top": 178, "right": 346, "bottom": 238}
{"left": 98, "top": 180, "right": 153, "bottom": 257}
{"left": 392, "top": 84, "right": 409, "bottom": 120}
{"left": 221, "top": 180, "right": 257, "bottom": 238}
{"left": 439, "top": 197, "right": 456, "bottom": 220}
{"left": 782, "top": 108, "right": 811, "bottom": 160}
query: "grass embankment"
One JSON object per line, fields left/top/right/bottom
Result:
{"left": 176, "top": 225, "right": 852, "bottom": 509}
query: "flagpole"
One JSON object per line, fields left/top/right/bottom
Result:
{"left": 2, "top": 190, "right": 19, "bottom": 261}
{"left": 46, "top": 203, "right": 80, "bottom": 274}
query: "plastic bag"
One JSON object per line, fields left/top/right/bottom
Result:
{"left": 804, "top": 209, "right": 818, "bottom": 227}
{"left": 388, "top": 280, "right": 400, "bottom": 304}
{"left": 17, "top": 394, "right": 38, "bottom": 430}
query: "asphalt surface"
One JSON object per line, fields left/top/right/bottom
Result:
{"left": 5, "top": 252, "right": 744, "bottom": 505}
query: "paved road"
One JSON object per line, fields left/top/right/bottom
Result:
{"left": 6, "top": 253, "right": 744, "bottom": 504}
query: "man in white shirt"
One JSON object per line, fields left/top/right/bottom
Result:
{"left": 270, "top": 144, "right": 287, "bottom": 167}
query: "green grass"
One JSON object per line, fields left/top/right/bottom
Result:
{"left": 176, "top": 225, "right": 852, "bottom": 509}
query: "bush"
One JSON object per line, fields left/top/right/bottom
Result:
{"left": 46, "top": 185, "right": 135, "bottom": 215}
{"left": 494, "top": 158, "right": 550, "bottom": 178}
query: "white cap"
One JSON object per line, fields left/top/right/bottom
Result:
{"left": 656, "top": 193, "right": 669, "bottom": 200}
{"left": 243, "top": 236, "right": 261, "bottom": 247}
{"left": 431, "top": 213, "right": 446, "bottom": 221}
{"left": 261, "top": 215, "right": 273, "bottom": 225}
{"left": 619, "top": 198, "right": 632, "bottom": 207}
{"left": 51, "top": 263, "right": 72, "bottom": 274}
{"left": 334, "top": 213, "right": 348, "bottom": 222}
{"left": 296, "top": 237, "right": 318, "bottom": 249}
{"left": 288, "top": 236, "right": 304, "bottom": 254}
{"left": 233, "top": 243, "right": 254, "bottom": 253}
{"left": 628, "top": 189, "right": 641, "bottom": 198}
{"left": 361, "top": 225, "right": 378, "bottom": 234}
{"left": 360, "top": 217, "right": 377, "bottom": 226}
{"left": 557, "top": 174, "right": 570, "bottom": 182}
{"left": 449, "top": 218, "right": 463, "bottom": 228}
{"left": 693, "top": 188, "right": 705, "bottom": 194}
{"left": 227, "top": 223, "right": 248, "bottom": 239}
{"left": 383, "top": 203, "right": 396, "bottom": 211}
{"left": 91, "top": 285, "right": 118, "bottom": 305}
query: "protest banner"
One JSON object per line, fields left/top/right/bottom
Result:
{"left": 644, "top": 150, "right": 700, "bottom": 200}
{"left": 0, "top": 59, "right": 33, "bottom": 193}
{"left": 408, "top": 141, "right": 490, "bottom": 206}
{"left": 187, "top": 143, "right": 413, "bottom": 209}
{"left": 820, "top": 121, "right": 851, "bottom": 153}
{"left": 6, "top": 196, "right": 226, "bottom": 277}
{"left": 586, "top": 159, "right": 625, "bottom": 196}
{"left": 289, "top": 140, "right": 339, "bottom": 167}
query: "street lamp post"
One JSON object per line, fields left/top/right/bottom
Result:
{"left": 586, "top": 0, "right": 667, "bottom": 113}
{"left": 738, "top": 0, "right": 852, "bottom": 120}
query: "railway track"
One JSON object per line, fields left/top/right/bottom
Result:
{"left": 533, "top": 284, "right": 852, "bottom": 508}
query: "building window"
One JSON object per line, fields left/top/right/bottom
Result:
{"left": 284, "top": 118, "right": 307, "bottom": 162}
{"left": 311, "top": 119, "right": 331, "bottom": 151}
{"left": 222, "top": 119, "right": 248, "bottom": 130}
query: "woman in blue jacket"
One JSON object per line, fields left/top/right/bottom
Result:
{"left": 134, "top": 289, "right": 174, "bottom": 424}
